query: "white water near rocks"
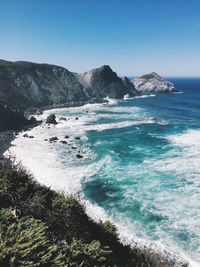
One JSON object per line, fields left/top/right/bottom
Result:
{"left": 5, "top": 91, "right": 200, "bottom": 267}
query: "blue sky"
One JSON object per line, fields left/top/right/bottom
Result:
{"left": 0, "top": 0, "right": 200, "bottom": 77}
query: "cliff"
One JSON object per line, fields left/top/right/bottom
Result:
{"left": 0, "top": 59, "right": 87, "bottom": 107}
{"left": 0, "top": 59, "right": 177, "bottom": 109}
{"left": 0, "top": 60, "right": 138, "bottom": 108}
{"left": 77, "top": 65, "right": 138, "bottom": 99}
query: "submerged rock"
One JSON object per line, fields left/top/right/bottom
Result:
{"left": 75, "top": 137, "right": 80, "bottom": 140}
{"left": 64, "top": 135, "right": 69, "bottom": 139}
{"left": 132, "top": 72, "right": 176, "bottom": 93}
{"left": 23, "top": 133, "right": 29, "bottom": 138}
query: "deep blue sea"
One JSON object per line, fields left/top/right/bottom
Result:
{"left": 8, "top": 78, "right": 200, "bottom": 266}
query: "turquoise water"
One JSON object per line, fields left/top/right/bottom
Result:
{"left": 9, "top": 78, "right": 200, "bottom": 265}
{"left": 81, "top": 79, "right": 200, "bottom": 263}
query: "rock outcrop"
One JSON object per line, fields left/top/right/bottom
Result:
{"left": 77, "top": 65, "right": 138, "bottom": 98}
{"left": 131, "top": 72, "right": 175, "bottom": 93}
{"left": 0, "top": 60, "right": 176, "bottom": 108}
{"left": 122, "top": 76, "right": 139, "bottom": 96}
{"left": 46, "top": 114, "right": 57, "bottom": 124}
{"left": 0, "top": 59, "right": 87, "bottom": 107}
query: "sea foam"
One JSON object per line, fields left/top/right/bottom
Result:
{"left": 4, "top": 100, "right": 200, "bottom": 267}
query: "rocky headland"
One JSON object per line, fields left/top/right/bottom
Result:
{"left": 132, "top": 72, "right": 176, "bottom": 93}
{"left": 0, "top": 60, "right": 137, "bottom": 108}
{"left": 0, "top": 59, "right": 176, "bottom": 110}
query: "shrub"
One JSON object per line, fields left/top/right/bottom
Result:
{"left": 0, "top": 165, "right": 35, "bottom": 207}
{"left": 0, "top": 164, "right": 144, "bottom": 267}
{"left": 100, "top": 221, "right": 117, "bottom": 236}
{"left": 49, "top": 194, "right": 91, "bottom": 241}
{"left": 0, "top": 105, "right": 35, "bottom": 131}
{"left": 64, "top": 239, "right": 112, "bottom": 267}
{"left": 0, "top": 209, "right": 65, "bottom": 266}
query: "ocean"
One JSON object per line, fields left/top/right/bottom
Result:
{"left": 6, "top": 78, "right": 200, "bottom": 266}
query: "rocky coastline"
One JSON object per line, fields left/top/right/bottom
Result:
{"left": 0, "top": 59, "right": 186, "bottom": 267}
{"left": 132, "top": 72, "right": 176, "bottom": 93}
{"left": 0, "top": 59, "right": 176, "bottom": 109}
{"left": 0, "top": 106, "right": 190, "bottom": 267}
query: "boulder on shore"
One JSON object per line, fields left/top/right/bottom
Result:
{"left": 76, "top": 154, "right": 83, "bottom": 159}
{"left": 46, "top": 114, "right": 57, "bottom": 124}
{"left": 49, "top": 136, "right": 58, "bottom": 142}
{"left": 60, "top": 140, "right": 68, "bottom": 144}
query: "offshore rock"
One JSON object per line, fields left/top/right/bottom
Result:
{"left": 46, "top": 114, "right": 57, "bottom": 124}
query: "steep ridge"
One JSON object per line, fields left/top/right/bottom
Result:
{"left": 0, "top": 59, "right": 86, "bottom": 107}
{"left": 0, "top": 60, "right": 138, "bottom": 108}
{"left": 77, "top": 65, "right": 138, "bottom": 99}
{"left": 0, "top": 60, "right": 176, "bottom": 108}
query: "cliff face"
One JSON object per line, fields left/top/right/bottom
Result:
{"left": 0, "top": 60, "right": 138, "bottom": 108}
{"left": 122, "top": 76, "right": 139, "bottom": 96}
{"left": 77, "top": 65, "right": 138, "bottom": 99}
{"left": 132, "top": 72, "right": 175, "bottom": 93}
{"left": 0, "top": 60, "right": 86, "bottom": 107}
{"left": 0, "top": 60, "right": 175, "bottom": 108}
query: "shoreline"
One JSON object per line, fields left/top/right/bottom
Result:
{"left": 0, "top": 99, "right": 108, "bottom": 166}
{"left": 0, "top": 120, "right": 41, "bottom": 165}
{"left": 2, "top": 100, "right": 197, "bottom": 267}
{"left": 26, "top": 98, "right": 108, "bottom": 115}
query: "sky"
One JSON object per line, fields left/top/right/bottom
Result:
{"left": 0, "top": 0, "right": 200, "bottom": 77}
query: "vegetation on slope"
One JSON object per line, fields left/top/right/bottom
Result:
{"left": 0, "top": 104, "right": 36, "bottom": 131}
{"left": 0, "top": 162, "right": 146, "bottom": 267}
